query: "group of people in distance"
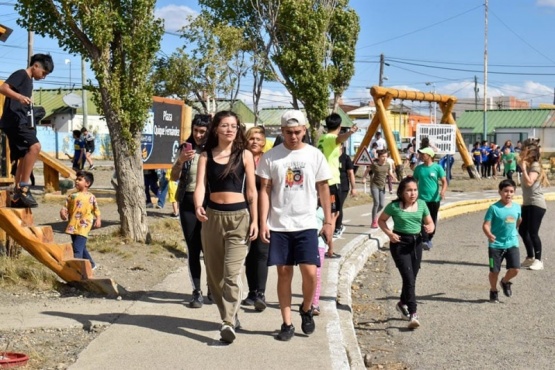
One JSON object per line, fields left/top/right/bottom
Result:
{"left": 472, "top": 139, "right": 522, "bottom": 181}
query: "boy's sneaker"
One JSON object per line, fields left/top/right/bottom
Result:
{"left": 489, "top": 290, "right": 499, "bottom": 303}
{"left": 189, "top": 290, "right": 204, "bottom": 308}
{"left": 408, "top": 313, "right": 420, "bottom": 329}
{"left": 241, "top": 291, "right": 257, "bottom": 306}
{"left": 500, "top": 280, "right": 512, "bottom": 297}
{"left": 299, "top": 305, "right": 315, "bottom": 334}
{"left": 529, "top": 259, "right": 544, "bottom": 271}
{"left": 254, "top": 292, "right": 267, "bottom": 312}
{"left": 220, "top": 322, "right": 236, "bottom": 343}
{"left": 89, "top": 165, "right": 96, "bottom": 170}
{"left": 521, "top": 257, "right": 535, "bottom": 268}
{"left": 276, "top": 323, "right": 295, "bottom": 341}
{"left": 395, "top": 301, "right": 410, "bottom": 321}
{"left": 16, "top": 186, "right": 38, "bottom": 208}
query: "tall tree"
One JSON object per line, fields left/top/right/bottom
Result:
{"left": 16, "top": 0, "right": 163, "bottom": 241}
{"left": 152, "top": 13, "right": 247, "bottom": 114}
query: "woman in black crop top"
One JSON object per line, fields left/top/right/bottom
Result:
{"left": 193, "top": 111, "right": 258, "bottom": 344}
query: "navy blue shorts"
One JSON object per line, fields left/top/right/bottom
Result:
{"left": 489, "top": 247, "right": 520, "bottom": 273}
{"left": 268, "top": 229, "right": 320, "bottom": 267}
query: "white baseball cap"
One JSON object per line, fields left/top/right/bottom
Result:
{"left": 281, "top": 110, "right": 306, "bottom": 127}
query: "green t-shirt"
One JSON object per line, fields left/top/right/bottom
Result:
{"left": 383, "top": 199, "right": 430, "bottom": 234}
{"left": 502, "top": 152, "right": 516, "bottom": 172}
{"left": 413, "top": 163, "right": 446, "bottom": 202}
{"left": 317, "top": 133, "right": 340, "bottom": 185}
{"left": 484, "top": 201, "right": 521, "bottom": 249}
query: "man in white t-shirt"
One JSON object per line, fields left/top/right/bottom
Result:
{"left": 371, "top": 131, "right": 387, "bottom": 150}
{"left": 257, "top": 109, "right": 332, "bottom": 341}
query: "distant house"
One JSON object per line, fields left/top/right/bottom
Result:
{"left": 190, "top": 99, "right": 260, "bottom": 128}
{"left": 457, "top": 109, "right": 555, "bottom": 153}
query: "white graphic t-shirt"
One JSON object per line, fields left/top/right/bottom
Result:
{"left": 257, "top": 144, "right": 331, "bottom": 231}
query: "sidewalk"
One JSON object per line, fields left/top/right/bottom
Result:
{"left": 11, "top": 187, "right": 555, "bottom": 369}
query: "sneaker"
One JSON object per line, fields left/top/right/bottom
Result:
{"left": 155, "top": 204, "right": 163, "bottom": 209}
{"left": 92, "top": 264, "right": 99, "bottom": 271}
{"left": 254, "top": 292, "right": 267, "bottom": 312}
{"left": 489, "top": 290, "right": 499, "bottom": 303}
{"left": 312, "top": 306, "right": 320, "bottom": 316}
{"left": 333, "top": 225, "right": 346, "bottom": 238}
{"left": 396, "top": 301, "right": 410, "bottom": 321}
{"left": 371, "top": 220, "right": 378, "bottom": 229}
{"left": 241, "top": 291, "right": 257, "bottom": 306}
{"left": 89, "top": 165, "right": 96, "bottom": 170}
{"left": 521, "top": 257, "right": 535, "bottom": 268}
{"left": 500, "top": 279, "right": 512, "bottom": 297}
{"left": 189, "top": 290, "right": 204, "bottom": 308}
{"left": 220, "top": 322, "right": 236, "bottom": 343}
{"left": 299, "top": 305, "right": 315, "bottom": 334}
{"left": 146, "top": 203, "right": 154, "bottom": 209}
{"left": 276, "top": 323, "right": 295, "bottom": 341}
{"left": 17, "top": 186, "right": 38, "bottom": 208}
{"left": 529, "top": 259, "right": 544, "bottom": 271}
{"left": 168, "top": 212, "right": 180, "bottom": 219}
{"left": 408, "top": 313, "right": 420, "bottom": 329}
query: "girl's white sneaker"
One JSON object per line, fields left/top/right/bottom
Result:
{"left": 529, "top": 259, "right": 544, "bottom": 271}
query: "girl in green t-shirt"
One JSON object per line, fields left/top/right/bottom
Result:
{"left": 378, "top": 177, "right": 434, "bottom": 330}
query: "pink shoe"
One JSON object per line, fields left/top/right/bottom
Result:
{"left": 371, "top": 220, "right": 378, "bottom": 229}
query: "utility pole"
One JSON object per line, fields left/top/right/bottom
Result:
{"left": 474, "top": 76, "right": 479, "bottom": 109}
{"left": 379, "top": 54, "right": 385, "bottom": 86}
{"left": 27, "top": 30, "right": 33, "bottom": 64}
{"left": 81, "top": 57, "right": 88, "bottom": 127}
{"left": 483, "top": 0, "right": 489, "bottom": 141}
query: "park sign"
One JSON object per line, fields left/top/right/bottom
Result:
{"left": 141, "top": 97, "right": 186, "bottom": 169}
{"left": 416, "top": 124, "right": 456, "bottom": 155}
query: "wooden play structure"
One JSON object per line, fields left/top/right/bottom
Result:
{"left": 355, "top": 86, "right": 477, "bottom": 178}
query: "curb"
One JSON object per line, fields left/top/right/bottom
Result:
{"left": 332, "top": 191, "right": 555, "bottom": 369}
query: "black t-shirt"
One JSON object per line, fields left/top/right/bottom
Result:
{"left": 339, "top": 152, "right": 355, "bottom": 191}
{"left": 0, "top": 69, "right": 33, "bottom": 129}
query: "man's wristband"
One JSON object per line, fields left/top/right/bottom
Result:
{"left": 324, "top": 222, "right": 332, "bottom": 226}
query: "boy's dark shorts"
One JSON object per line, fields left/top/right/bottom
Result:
{"left": 268, "top": 229, "right": 320, "bottom": 267}
{"left": 3, "top": 125, "right": 39, "bottom": 161}
{"left": 85, "top": 143, "right": 95, "bottom": 154}
{"left": 489, "top": 246, "right": 520, "bottom": 273}
{"left": 329, "top": 184, "right": 341, "bottom": 213}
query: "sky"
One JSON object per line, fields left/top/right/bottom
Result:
{"left": 1, "top": 0, "right": 555, "bottom": 111}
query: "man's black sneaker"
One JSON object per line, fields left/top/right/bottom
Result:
{"left": 220, "top": 322, "right": 236, "bottom": 343}
{"left": 241, "top": 291, "right": 256, "bottom": 306}
{"left": 254, "top": 292, "right": 267, "bottom": 312}
{"left": 276, "top": 323, "right": 295, "bottom": 341}
{"left": 299, "top": 305, "right": 315, "bottom": 334}
{"left": 189, "top": 290, "right": 204, "bottom": 308}
{"left": 489, "top": 290, "right": 499, "bottom": 303}
{"left": 500, "top": 279, "right": 512, "bottom": 297}
{"left": 17, "top": 186, "right": 38, "bottom": 208}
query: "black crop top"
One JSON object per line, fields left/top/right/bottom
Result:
{"left": 206, "top": 150, "right": 246, "bottom": 193}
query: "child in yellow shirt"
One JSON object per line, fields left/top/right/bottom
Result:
{"left": 60, "top": 170, "right": 101, "bottom": 271}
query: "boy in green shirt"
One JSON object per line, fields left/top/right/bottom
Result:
{"left": 482, "top": 179, "right": 521, "bottom": 303}
{"left": 502, "top": 147, "right": 516, "bottom": 181}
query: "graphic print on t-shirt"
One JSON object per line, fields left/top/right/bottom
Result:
{"left": 284, "top": 163, "right": 304, "bottom": 189}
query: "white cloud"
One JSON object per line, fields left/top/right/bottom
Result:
{"left": 155, "top": 5, "right": 198, "bottom": 33}
{"left": 537, "top": 0, "right": 555, "bottom": 7}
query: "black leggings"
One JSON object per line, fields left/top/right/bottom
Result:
{"left": 335, "top": 189, "right": 349, "bottom": 229}
{"left": 390, "top": 233, "right": 423, "bottom": 315}
{"left": 518, "top": 205, "right": 546, "bottom": 260}
{"left": 179, "top": 193, "right": 203, "bottom": 291}
{"left": 421, "top": 201, "right": 440, "bottom": 242}
{"left": 245, "top": 237, "right": 269, "bottom": 293}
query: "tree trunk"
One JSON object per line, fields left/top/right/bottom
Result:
{"left": 107, "top": 121, "right": 149, "bottom": 242}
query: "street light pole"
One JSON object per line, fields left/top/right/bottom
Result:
{"left": 65, "top": 59, "right": 71, "bottom": 90}
{"left": 425, "top": 82, "right": 436, "bottom": 123}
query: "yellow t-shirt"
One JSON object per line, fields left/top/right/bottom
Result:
{"left": 317, "top": 133, "right": 340, "bottom": 185}
{"left": 64, "top": 191, "right": 101, "bottom": 237}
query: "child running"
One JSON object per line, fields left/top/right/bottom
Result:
{"left": 60, "top": 170, "right": 101, "bottom": 271}
{"left": 482, "top": 179, "right": 521, "bottom": 303}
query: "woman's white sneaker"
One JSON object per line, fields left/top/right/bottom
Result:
{"left": 521, "top": 257, "right": 535, "bottom": 268}
{"left": 529, "top": 259, "right": 544, "bottom": 271}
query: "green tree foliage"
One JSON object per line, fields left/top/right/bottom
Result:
{"left": 199, "top": 0, "right": 359, "bottom": 132}
{"left": 16, "top": 0, "right": 163, "bottom": 241}
{"left": 152, "top": 13, "right": 247, "bottom": 114}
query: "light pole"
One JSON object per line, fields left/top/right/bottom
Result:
{"left": 65, "top": 59, "right": 71, "bottom": 90}
{"left": 425, "top": 82, "right": 436, "bottom": 123}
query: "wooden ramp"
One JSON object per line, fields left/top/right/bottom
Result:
{"left": 0, "top": 191, "right": 126, "bottom": 297}
{"left": 39, "top": 151, "right": 76, "bottom": 190}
